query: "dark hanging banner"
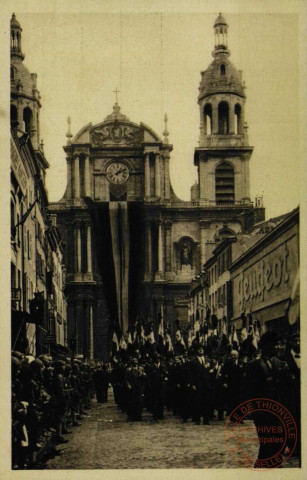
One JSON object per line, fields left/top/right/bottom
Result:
{"left": 93, "top": 201, "right": 145, "bottom": 334}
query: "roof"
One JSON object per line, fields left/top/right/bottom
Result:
{"left": 70, "top": 104, "right": 162, "bottom": 146}
{"left": 199, "top": 56, "right": 245, "bottom": 100}
{"left": 11, "top": 13, "right": 21, "bottom": 29}
{"left": 214, "top": 13, "right": 228, "bottom": 27}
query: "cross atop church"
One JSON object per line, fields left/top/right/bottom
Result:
{"left": 113, "top": 87, "right": 120, "bottom": 104}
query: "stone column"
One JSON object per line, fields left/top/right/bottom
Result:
{"left": 163, "top": 154, "right": 171, "bottom": 199}
{"left": 17, "top": 105, "right": 23, "bottom": 130}
{"left": 165, "top": 221, "right": 172, "bottom": 272}
{"left": 73, "top": 155, "right": 80, "bottom": 198}
{"left": 84, "top": 154, "right": 90, "bottom": 197}
{"left": 86, "top": 223, "right": 92, "bottom": 274}
{"left": 75, "top": 222, "right": 82, "bottom": 273}
{"left": 144, "top": 153, "right": 150, "bottom": 198}
{"left": 199, "top": 221, "right": 211, "bottom": 266}
{"left": 229, "top": 101, "right": 235, "bottom": 134}
{"left": 146, "top": 221, "right": 152, "bottom": 272}
{"left": 155, "top": 153, "right": 161, "bottom": 198}
{"left": 66, "top": 157, "right": 72, "bottom": 200}
{"left": 75, "top": 300, "right": 82, "bottom": 355}
{"left": 212, "top": 103, "right": 219, "bottom": 134}
{"left": 158, "top": 222, "right": 164, "bottom": 272}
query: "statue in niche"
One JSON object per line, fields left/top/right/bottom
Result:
{"left": 181, "top": 243, "right": 191, "bottom": 266}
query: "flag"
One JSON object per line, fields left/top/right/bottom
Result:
{"left": 254, "top": 321, "right": 261, "bottom": 342}
{"left": 250, "top": 325, "right": 259, "bottom": 350}
{"left": 194, "top": 319, "right": 200, "bottom": 333}
{"left": 165, "top": 332, "right": 173, "bottom": 352}
{"left": 112, "top": 331, "right": 119, "bottom": 353}
{"left": 146, "top": 327, "right": 155, "bottom": 344}
{"left": 175, "top": 329, "right": 186, "bottom": 349}
{"left": 158, "top": 318, "right": 164, "bottom": 340}
{"left": 119, "top": 334, "right": 127, "bottom": 350}
{"left": 221, "top": 316, "right": 227, "bottom": 336}
{"left": 139, "top": 324, "right": 145, "bottom": 345}
{"left": 13, "top": 199, "right": 37, "bottom": 234}
{"left": 127, "top": 332, "right": 133, "bottom": 345}
{"left": 240, "top": 313, "right": 248, "bottom": 341}
{"left": 232, "top": 327, "right": 239, "bottom": 351}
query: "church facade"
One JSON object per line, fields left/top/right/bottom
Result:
{"left": 49, "top": 13, "right": 265, "bottom": 360}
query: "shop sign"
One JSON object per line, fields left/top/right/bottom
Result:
{"left": 234, "top": 240, "right": 297, "bottom": 314}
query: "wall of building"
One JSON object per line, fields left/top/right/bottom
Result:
{"left": 230, "top": 210, "right": 299, "bottom": 333}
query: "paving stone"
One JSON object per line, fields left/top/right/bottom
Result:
{"left": 44, "top": 389, "right": 300, "bottom": 470}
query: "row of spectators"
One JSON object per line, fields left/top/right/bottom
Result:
{"left": 11, "top": 351, "right": 99, "bottom": 469}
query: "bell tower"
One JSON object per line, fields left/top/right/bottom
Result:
{"left": 194, "top": 13, "right": 253, "bottom": 206}
{"left": 10, "top": 13, "right": 42, "bottom": 150}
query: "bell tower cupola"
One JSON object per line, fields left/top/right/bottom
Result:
{"left": 214, "top": 13, "right": 229, "bottom": 55}
{"left": 194, "top": 14, "right": 253, "bottom": 206}
{"left": 10, "top": 13, "right": 25, "bottom": 61}
{"left": 10, "top": 13, "right": 42, "bottom": 151}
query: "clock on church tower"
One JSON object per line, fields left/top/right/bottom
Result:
{"left": 106, "top": 162, "right": 130, "bottom": 184}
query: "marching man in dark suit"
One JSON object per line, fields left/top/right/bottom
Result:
{"left": 243, "top": 332, "right": 290, "bottom": 468}
{"left": 281, "top": 330, "right": 300, "bottom": 461}
{"left": 189, "top": 346, "right": 211, "bottom": 425}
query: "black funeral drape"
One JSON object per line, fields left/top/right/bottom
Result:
{"left": 93, "top": 202, "right": 144, "bottom": 334}
{"left": 93, "top": 204, "right": 118, "bottom": 330}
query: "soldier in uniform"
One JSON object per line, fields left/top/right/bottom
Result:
{"left": 243, "top": 332, "right": 291, "bottom": 468}
{"left": 124, "top": 357, "right": 146, "bottom": 421}
{"left": 189, "top": 346, "right": 211, "bottom": 425}
{"left": 281, "top": 331, "right": 300, "bottom": 461}
{"left": 146, "top": 354, "right": 168, "bottom": 421}
{"left": 220, "top": 350, "right": 243, "bottom": 416}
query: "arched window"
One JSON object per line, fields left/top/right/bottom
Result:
{"left": 215, "top": 162, "right": 234, "bottom": 205}
{"left": 204, "top": 103, "right": 212, "bottom": 135}
{"left": 23, "top": 107, "right": 32, "bottom": 134}
{"left": 218, "top": 101, "right": 229, "bottom": 134}
{"left": 11, "top": 66, "right": 16, "bottom": 80}
{"left": 10, "top": 104, "right": 18, "bottom": 127}
{"left": 234, "top": 104, "right": 242, "bottom": 134}
{"left": 220, "top": 64, "right": 226, "bottom": 76}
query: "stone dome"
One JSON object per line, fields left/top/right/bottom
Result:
{"left": 198, "top": 55, "right": 245, "bottom": 100}
{"left": 11, "top": 60, "right": 38, "bottom": 99}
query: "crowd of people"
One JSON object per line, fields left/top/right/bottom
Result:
{"left": 111, "top": 327, "right": 300, "bottom": 466}
{"left": 11, "top": 352, "right": 102, "bottom": 469}
{"left": 11, "top": 318, "right": 300, "bottom": 469}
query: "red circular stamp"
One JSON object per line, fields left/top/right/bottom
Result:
{"left": 224, "top": 398, "right": 297, "bottom": 469}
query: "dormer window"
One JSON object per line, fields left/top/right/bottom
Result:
{"left": 220, "top": 64, "right": 226, "bottom": 75}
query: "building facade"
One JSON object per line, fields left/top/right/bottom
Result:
{"left": 47, "top": 13, "right": 264, "bottom": 360}
{"left": 230, "top": 208, "right": 299, "bottom": 337}
{"left": 10, "top": 14, "right": 67, "bottom": 356}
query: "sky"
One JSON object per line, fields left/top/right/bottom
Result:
{"left": 10, "top": 10, "right": 302, "bottom": 219}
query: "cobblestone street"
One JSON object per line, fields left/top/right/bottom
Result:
{"left": 44, "top": 389, "right": 299, "bottom": 469}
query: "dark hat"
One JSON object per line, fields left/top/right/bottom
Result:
{"left": 12, "top": 351, "right": 24, "bottom": 361}
{"left": 30, "top": 358, "right": 44, "bottom": 370}
{"left": 260, "top": 331, "right": 279, "bottom": 347}
{"left": 12, "top": 355, "right": 21, "bottom": 373}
